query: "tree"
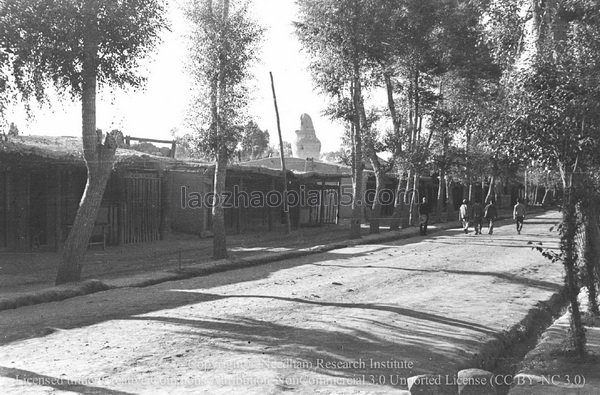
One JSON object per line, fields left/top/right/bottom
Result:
{"left": 0, "top": 0, "right": 167, "bottom": 284}
{"left": 494, "top": 0, "right": 600, "bottom": 356}
{"left": 321, "top": 148, "right": 351, "bottom": 165}
{"left": 185, "top": 0, "right": 262, "bottom": 258}
{"left": 237, "top": 120, "right": 269, "bottom": 161}
{"left": 296, "top": 0, "right": 389, "bottom": 238}
{"left": 266, "top": 141, "right": 292, "bottom": 158}
{"left": 362, "top": 0, "right": 498, "bottom": 228}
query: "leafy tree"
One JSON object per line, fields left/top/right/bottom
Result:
{"left": 321, "top": 148, "right": 350, "bottom": 165}
{"left": 497, "top": 0, "right": 600, "bottom": 355}
{"left": 130, "top": 142, "right": 172, "bottom": 157}
{"left": 296, "top": 0, "right": 389, "bottom": 238}
{"left": 266, "top": 141, "right": 292, "bottom": 158}
{"left": 185, "top": 0, "right": 263, "bottom": 258}
{"left": 237, "top": 120, "right": 269, "bottom": 161}
{"left": 0, "top": 0, "right": 167, "bottom": 284}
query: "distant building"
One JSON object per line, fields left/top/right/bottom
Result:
{"left": 292, "top": 114, "right": 321, "bottom": 160}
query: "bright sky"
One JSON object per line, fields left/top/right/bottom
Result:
{"left": 5, "top": 0, "right": 345, "bottom": 153}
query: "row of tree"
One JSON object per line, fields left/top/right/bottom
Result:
{"left": 0, "top": 0, "right": 274, "bottom": 284}
{"left": 295, "top": 0, "right": 600, "bottom": 356}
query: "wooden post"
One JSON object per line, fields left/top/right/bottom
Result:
{"left": 336, "top": 179, "right": 341, "bottom": 225}
{"left": 319, "top": 179, "right": 326, "bottom": 225}
{"left": 270, "top": 72, "right": 291, "bottom": 234}
{"left": 170, "top": 141, "right": 177, "bottom": 158}
{"left": 236, "top": 177, "right": 243, "bottom": 234}
{"left": 55, "top": 166, "right": 63, "bottom": 251}
{"left": 268, "top": 179, "right": 275, "bottom": 231}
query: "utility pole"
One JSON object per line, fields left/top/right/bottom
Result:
{"left": 270, "top": 72, "right": 291, "bottom": 234}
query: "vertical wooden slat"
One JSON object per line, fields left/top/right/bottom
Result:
{"left": 120, "top": 171, "right": 162, "bottom": 245}
{"left": 55, "top": 167, "right": 62, "bottom": 250}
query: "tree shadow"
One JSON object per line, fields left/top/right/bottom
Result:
{"left": 0, "top": 366, "right": 133, "bottom": 395}
{"left": 165, "top": 292, "right": 496, "bottom": 335}
{"left": 305, "top": 263, "right": 561, "bottom": 292}
{"left": 122, "top": 307, "right": 493, "bottom": 389}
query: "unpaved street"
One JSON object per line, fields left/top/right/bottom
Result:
{"left": 0, "top": 212, "right": 564, "bottom": 394}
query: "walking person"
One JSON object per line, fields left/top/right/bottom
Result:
{"left": 419, "top": 197, "right": 431, "bottom": 235}
{"left": 471, "top": 200, "right": 484, "bottom": 235}
{"left": 459, "top": 199, "right": 470, "bottom": 234}
{"left": 484, "top": 199, "right": 498, "bottom": 235}
{"left": 513, "top": 198, "right": 526, "bottom": 234}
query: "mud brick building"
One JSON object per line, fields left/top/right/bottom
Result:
{"left": 0, "top": 135, "right": 186, "bottom": 251}
{"left": 0, "top": 135, "right": 326, "bottom": 252}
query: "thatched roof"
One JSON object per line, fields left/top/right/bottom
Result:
{"left": 0, "top": 135, "right": 195, "bottom": 169}
{"left": 239, "top": 157, "right": 353, "bottom": 176}
{"left": 0, "top": 136, "right": 295, "bottom": 179}
{"left": 0, "top": 135, "right": 84, "bottom": 163}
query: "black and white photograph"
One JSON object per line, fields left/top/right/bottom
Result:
{"left": 0, "top": 0, "right": 599, "bottom": 393}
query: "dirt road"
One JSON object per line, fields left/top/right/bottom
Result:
{"left": 0, "top": 212, "right": 564, "bottom": 394}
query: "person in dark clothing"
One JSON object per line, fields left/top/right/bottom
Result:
{"left": 419, "top": 197, "right": 431, "bottom": 235}
{"left": 484, "top": 200, "right": 498, "bottom": 234}
{"left": 471, "top": 201, "right": 484, "bottom": 235}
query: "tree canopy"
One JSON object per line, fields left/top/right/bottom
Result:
{"left": 0, "top": 0, "right": 167, "bottom": 101}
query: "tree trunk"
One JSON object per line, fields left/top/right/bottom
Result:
{"left": 409, "top": 172, "right": 419, "bottom": 225}
{"left": 390, "top": 171, "right": 404, "bottom": 231}
{"left": 368, "top": 155, "right": 383, "bottom": 234}
{"left": 561, "top": 170, "right": 586, "bottom": 356}
{"left": 401, "top": 169, "right": 412, "bottom": 228}
{"left": 446, "top": 175, "right": 455, "bottom": 220}
{"left": 210, "top": 0, "right": 230, "bottom": 259}
{"left": 55, "top": 16, "right": 118, "bottom": 285}
{"left": 468, "top": 182, "right": 473, "bottom": 203}
{"left": 383, "top": 72, "right": 401, "bottom": 140}
{"left": 384, "top": 71, "right": 404, "bottom": 231}
{"left": 350, "top": 70, "right": 363, "bottom": 239}
{"left": 582, "top": 202, "right": 600, "bottom": 315}
{"left": 485, "top": 175, "right": 496, "bottom": 203}
{"left": 212, "top": 150, "right": 228, "bottom": 258}
{"left": 542, "top": 188, "right": 551, "bottom": 206}
{"left": 436, "top": 168, "right": 445, "bottom": 222}
{"left": 524, "top": 168, "right": 528, "bottom": 204}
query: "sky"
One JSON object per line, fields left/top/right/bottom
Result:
{"left": 5, "top": 0, "right": 345, "bottom": 153}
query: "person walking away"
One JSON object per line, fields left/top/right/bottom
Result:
{"left": 514, "top": 198, "right": 526, "bottom": 234}
{"left": 419, "top": 197, "right": 431, "bottom": 235}
{"left": 484, "top": 200, "right": 498, "bottom": 234}
{"left": 459, "top": 199, "right": 470, "bottom": 234}
{"left": 471, "top": 201, "right": 484, "bottom": 235}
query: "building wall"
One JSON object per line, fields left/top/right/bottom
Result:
{"left": 165, "top": 170, "right": 210, "bottom": 235}
{"left": 0, "top": 171, "right": 5, "bottom": 249}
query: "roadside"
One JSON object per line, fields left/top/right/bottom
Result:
{"left": 0, "top": 208, "right": 534, "bottom": 312}
{"left": 508, "top": 288, "right": 600, "bottom": 395}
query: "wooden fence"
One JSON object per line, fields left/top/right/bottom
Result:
{"left": 122, "top": 172, "right": 161, "bottom": 244}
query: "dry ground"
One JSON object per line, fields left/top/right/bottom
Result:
{"left": 0, "top": 212, "right": 564, "bottom": 394}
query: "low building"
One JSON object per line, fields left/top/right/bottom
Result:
{"left": 0, "top": 135, "right": 297, "bottom": 252}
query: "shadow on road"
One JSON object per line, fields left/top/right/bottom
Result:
{"left": 306, "top": 263, "right": 561, "bottom": 292}
{"left": 0, "top": 366, "right": 134, "bottom": 395}
{"left": 122, "top": 306, "right": 489, "bottom": 386}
